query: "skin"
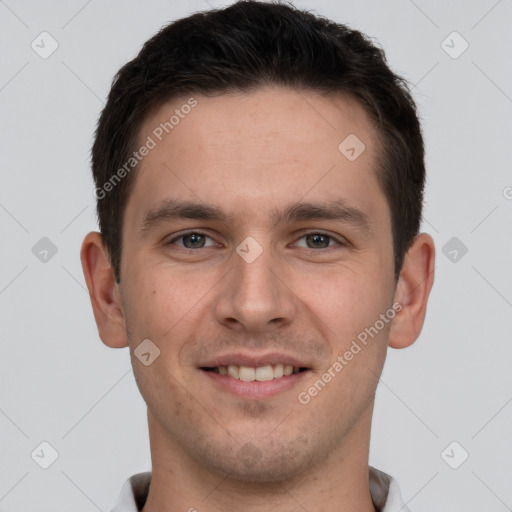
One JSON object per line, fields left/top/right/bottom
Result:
{"left": 81, "top": 87, "right": 435, "bottom": 512}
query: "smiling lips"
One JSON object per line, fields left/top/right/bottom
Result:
{"left": 201, "top": 352, "right": 309, "bottom": 379}
{"left": 199, "top": 352, "right": 311, "bottom": 399}
{"left": 207, "top": 363, "right": 304, "bottom": 381}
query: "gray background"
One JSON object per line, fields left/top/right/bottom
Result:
{"left": 1, "top": 0, "right": 511, "bottom": 510}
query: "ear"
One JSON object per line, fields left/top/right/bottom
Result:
{"left": 80, "top": 231, "right": 128, "bottom": 348}
{"left": 388, "top": 233, "right": 435, "bottom": 349}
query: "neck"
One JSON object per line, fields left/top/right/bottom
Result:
{"left": 142, "top": 405, "right": 377, "bottom": 512}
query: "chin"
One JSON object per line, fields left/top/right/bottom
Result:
{"left": 191, "top": 434, "right": 321, "bottom": 484}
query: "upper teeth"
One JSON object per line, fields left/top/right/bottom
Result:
{"left": 217, "top": 364, "right": 299, "bottom": 381}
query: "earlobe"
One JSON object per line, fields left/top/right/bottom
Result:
{"left": 80, "top": 231, "right": 129, "bottom": 348}
{"left": 388, "top": 233, "right": 435, "bottom": 349}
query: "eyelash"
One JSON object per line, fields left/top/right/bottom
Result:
{"left": 166, "top": 230, "right": 347, "bottom": 251}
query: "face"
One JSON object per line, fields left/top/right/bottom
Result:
{"left": 119, "top": 87, "right": 397, "bottom": 482}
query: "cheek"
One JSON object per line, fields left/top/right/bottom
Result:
{"left": 308, "top": 269, "right": 392, "bottom": 409}
{"left": 299, "top": 265, "right": 391, "bottom": 348}
{"left": 122, "top": 266, "right": 222, "bottom": 382}
{"left": 122, "top": 264, "right": 205, "bottom": 339}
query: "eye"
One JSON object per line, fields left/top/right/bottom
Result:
{"left": 165, "top": 230, "right": 346, "bottom": 251}
{"left": 167, "top": 231, "right": 218, "bottom": 249}
{"left": 293, "top": 232, "right": 344, "bottom": 249}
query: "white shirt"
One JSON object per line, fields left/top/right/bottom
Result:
{"left": 111, "top": 466, "right": 411, "bottom": 512}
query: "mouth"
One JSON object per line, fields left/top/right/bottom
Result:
{"left": 201, "top": 364, "right": 308, "bottom": 381}
{"left": 199, "top": 355, "right": 312, "bottom": 399}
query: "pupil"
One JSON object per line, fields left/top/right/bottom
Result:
{"left": 307, "top": 234, "right": 329, "bottom": 248}
{"left": 185, "top": 233, "right": 204, "bottom": 248}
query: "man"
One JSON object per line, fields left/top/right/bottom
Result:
{"left": 80, "top": 1, "right": 435, "bottom": 510}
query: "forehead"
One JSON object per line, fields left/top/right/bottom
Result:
{"left": 125, "top": 86, "right": 387, "bottom": 229}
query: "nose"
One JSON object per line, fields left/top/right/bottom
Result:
{"left": 213, "top": 242, "right": 297, "bottom": 334}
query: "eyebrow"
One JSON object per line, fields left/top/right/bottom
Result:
{"left": 139, "top": 198, "right": 372, "bottom": 234}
